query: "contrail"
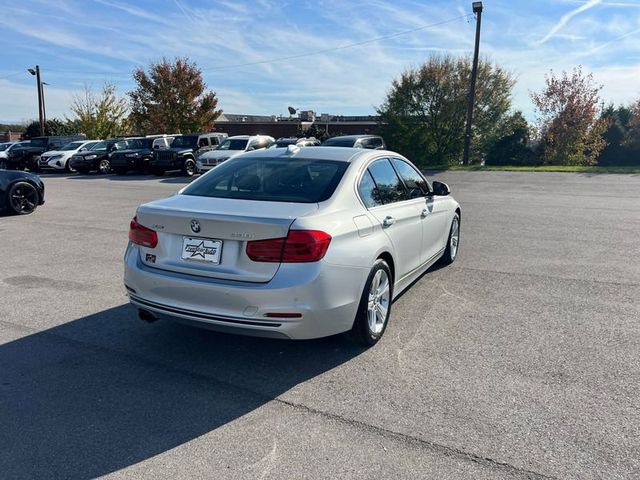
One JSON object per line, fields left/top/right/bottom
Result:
{"left": 537, "top": 0, "right": 602, "bottom": 45}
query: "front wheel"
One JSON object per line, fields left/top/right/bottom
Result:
{"left": 98, "top": 158, "right": 111, "bottom": 174}
{"left": 7, "top": 181, "right": 39, "bottom": 215}
{"left": 350, "top": 259, "right": 393, "bottom": 347}
{"left": 439, "top": 213, "right": 460, "bottom": 265}
{"left": 183, "top": 158, "right": 197, "bottom": 176}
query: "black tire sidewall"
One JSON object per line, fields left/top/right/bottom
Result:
{"left": 183, "top": 159, "right": 196, "bottom": 176}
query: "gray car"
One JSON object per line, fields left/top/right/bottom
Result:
{"left": 124, "top": 147, "right": 461, "bottom": 346}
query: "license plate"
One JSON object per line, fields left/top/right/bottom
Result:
{"left": 181, "top": 237, "right": 222, "bottom": 264}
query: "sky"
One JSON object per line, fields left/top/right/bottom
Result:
{"left": 1, "top": 0, "right": 639, "bottom": 124}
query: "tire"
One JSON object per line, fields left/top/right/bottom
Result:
{"left": 7, "top": 181, "right": 39, "bottom": 215}
{"left": 98, "top": 158, "right": 111, "bottom": 174}
{"left": 64, "top": 160, "right": 75, "bottom": 173}
{"left": 114, "top": 168, "right": 128, "bottom": 175}
{"left": 440, "top": 212, "right": 460, "bottom": 266}
{"left": 349, "top": 259, "right": 393, "bottom": 347}
{"left": 183, "top": 158, "right": 197, "bottom": 176}
{"left": 152, "top": 168, "right": 165, "bottom": 176}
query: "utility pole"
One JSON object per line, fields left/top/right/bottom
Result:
{"left": 28, "top": 66, "right": 45, "bottom": 136}
{"left": 462, "top": 2, "right": 483, "bottom": 165}
{"left": 41, "top": 82, "right": 49, "bottom": 127}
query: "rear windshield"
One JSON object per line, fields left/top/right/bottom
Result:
{"left": 218, "top": 138, "right": 248, "bottom": 151}
{"left": 126, "top": 138, "right": 152, "bottom": 149}
{"left": 182, "top": 157, "right": 349, "bottom": 203}
{"left": 321, "top": 137, "right": 356, "bottom": 147}
{"left": 171, "top": 136, "right": 198, "bottom": 148}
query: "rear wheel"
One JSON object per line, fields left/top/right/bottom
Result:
{"left": 7, "top": 181, "right": 39, "bottom": 215}
{"left": 439, "top": 213, "right": 460, "bottom": 265}
{"left": 98, "top": 158, "right": 111, "bottom": 174}
{"left": 350, "top": 259, "right": 393, "bottom": 347}
{"left": 183, "top": 158, "right": 197, "bottom": 176}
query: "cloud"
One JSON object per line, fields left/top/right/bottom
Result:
{"left": 536, "top": 0, "right": 602, "bottom": 45}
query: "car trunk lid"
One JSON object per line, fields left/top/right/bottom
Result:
{"left": 135, "top": 194, "right": 318, "bottom": 282}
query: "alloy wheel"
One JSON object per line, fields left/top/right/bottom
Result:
{"left": 367, "top": 269, "right": 390, "bottom": 334}
{"left": 9, "top": 183, "right": 38, "bottom": 214}
{"left": 98, "top": 159, "right": 110, "bottom": 174}
{"left": 450, "top": 216, "right": 460, "bottom": 260}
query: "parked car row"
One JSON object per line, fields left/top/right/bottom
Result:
{"left": 0, "top": 134, "right": 387, "bottom": 177}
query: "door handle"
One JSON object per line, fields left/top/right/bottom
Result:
{"left": 382, "top": 216, "right": 396, "bottom": 227}
{"left": 421, "top": 209, "right": 428, "bottom": 217}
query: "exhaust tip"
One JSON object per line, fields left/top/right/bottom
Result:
{"left": 138, "top": 308, "right": 159, "bottom": 323}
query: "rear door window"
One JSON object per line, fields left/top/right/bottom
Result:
{"left": 367, "top": 158, "right": 409, "bottom": 204}
{"left": 358, "top": 170, "right": 383, "bottom": 208}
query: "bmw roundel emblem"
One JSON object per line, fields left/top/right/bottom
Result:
{"left": 190, "top": 219, "right": 201, "bottom": 233}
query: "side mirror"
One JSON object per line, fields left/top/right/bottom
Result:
{"left": 246, "top": 146, "right": 255, "bottom": 151}
{"left": 431, "top": 180, "right": 450, "bottom": 196}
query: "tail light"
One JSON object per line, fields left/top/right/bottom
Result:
{"left": 129, "top": 216, "right": 158, "bottom": 248}
{"left": 246, "top": 230, "right": 331, "bottom": 263}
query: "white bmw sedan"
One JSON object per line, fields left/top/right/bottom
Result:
{"left": 124, "top": 146, "right": 461, "bottom": 346}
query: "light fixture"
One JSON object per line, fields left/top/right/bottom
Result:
{"left": 472, "top": 1, "right": 483, "bottom": 13}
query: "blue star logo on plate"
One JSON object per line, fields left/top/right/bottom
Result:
{"left": 190, "top": 219, "right": 201, "bottom": 233}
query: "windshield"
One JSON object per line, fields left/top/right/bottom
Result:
{"left": 217, "top": 138, "right": 248, "bottom": 151}
{"left": 29, "top": 138, "right": 48, "bottom": 147}
{"left": 321, "top": 137, "right": 358, "bottom": 147}
{"left": 125, "top": 138, "right": 152, "bottom": 150}
{"left": 88, "top": 141, "right": 108, "bottom": 152}
{"left": 60, "top": 141, "right": 85, "bottom": 151}
{"left": 182, "top": 157, "right": 349, "bottom": 203}
{"left": 171, "top": 136, "right": 198, "bottom": 148}
{"left": 113, "top": 140, "right": 129, "bottom": 150}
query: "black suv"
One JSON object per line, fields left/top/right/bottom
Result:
{"left": 109, "top": 136, "right": 174, "bottom": 175}
{"left": 69, "top": 138, "right": 132, "bottom": 174}
{"left": 321, "top": 135, "right": 386, "bottom": 150}
{"left": 6, "top": 135, "right": 85, "bottom": 171}
{"left": 150, "top": 133, "right": 226, "bottom": 176}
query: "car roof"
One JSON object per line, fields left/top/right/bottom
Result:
{"left": 238, "top": 146, "right": 396, "bottom": 163}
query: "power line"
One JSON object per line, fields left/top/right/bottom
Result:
{"left": 8, "top": 13, "right": 473, "bottom": 78}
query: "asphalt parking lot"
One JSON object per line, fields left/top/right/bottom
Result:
{"left": 1, "top": 170, "right": 639, "bottom": 479}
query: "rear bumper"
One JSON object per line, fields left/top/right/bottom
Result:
{"left": 123, "top": 243, "right": 367, "bottom": 339}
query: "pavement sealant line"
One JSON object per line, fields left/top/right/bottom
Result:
{"left": 459, "top": 266, "right": 640, "bottom": 288}
{"left": 1, "top": 317, "right": 556, "bottom": 480}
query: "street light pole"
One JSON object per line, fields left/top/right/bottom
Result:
{"left": 41, "top": 82, "right": 49, "bottom": 128}
{"left": 462, "top": 2, "right": 483, "bottom": 165}
{"left": 28, "top": 66, "right": 45, "bottom": 136}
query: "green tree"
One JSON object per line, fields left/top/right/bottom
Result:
{"left": 377, "top": 55, "right": 514, "bottom": 166}
{"left": 67, "top": 83, "right": 130, "bottom": 139}
{"left": 485, "top": 111, "right": 539, "bottom": 166}
{"left": 129, "top": 57, "right": 222, "bottom": 134}
{"left": 531, "top": 67, "right": 608, "bottom": 166}
{"left": 598, "top": 104, "right": 633, "bottom": 166}
{"left": 23, "top": 118, "right": 81, "bottom": 138}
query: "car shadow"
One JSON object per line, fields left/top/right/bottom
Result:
{"left": 0, "top": 304, "right": 364, "bottom": 478}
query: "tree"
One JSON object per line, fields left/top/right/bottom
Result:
{"left": 129, "top": 57, "right": 222, "bottom": 134}
{"left": 485, "top": 111, "right": 539, "bottom": 166}
{"left": 377, "top": 55, "right": 514, "bottom": 166}
{"left": 531, "top": 67, "right": 608, "bottom": 166}
{"left": 625, "top": 99, "right": 640, "bottom": 153}
{"left": 598, "top": 104, "right": 633, "bottom": 166}
{"left": 68, "top": 83, "right": 130, "bottom": 139}
{"left": 23, "top": 118, "right": 81, "bottom": 138}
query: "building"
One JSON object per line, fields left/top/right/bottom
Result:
{"left": 0, "top": 131, "right": 23, "bottom": 142}
{"left": 214, "top": 112, "right": 380, "bottom": 138}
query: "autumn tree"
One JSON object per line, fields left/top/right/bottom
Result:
{"left": 531, "top": 67, "right": 608, "bottom": 166}
{"left": 67, "top": 83, "right": 130, "bottom": 139}
{"left": 129, "top": 57, "right": 222, "bottom": 134}
{"left": 377, "top": 55, "right": 514, "bottom": 166}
